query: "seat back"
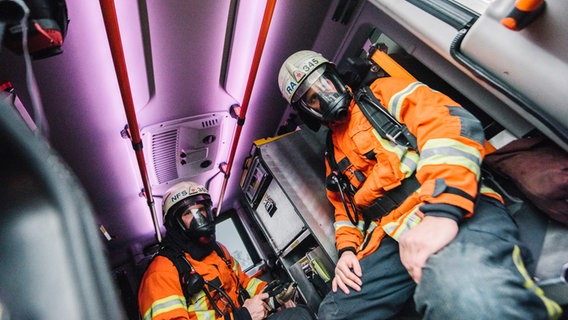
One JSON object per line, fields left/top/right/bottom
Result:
{"left": 0, "top": 99, "right": 125, "bottom": 319}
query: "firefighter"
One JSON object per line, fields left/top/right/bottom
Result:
{"left": 138, "top": 181, "right": 314, "bottom": 320}
{"left": 278, "top": 50, "right": 562, "bottom": 320}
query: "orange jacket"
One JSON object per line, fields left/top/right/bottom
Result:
{"left": 326, "top": 77, "right": 495, "bottom": 260}
{"left": 138, "top": 243, "right": 266, "bottom": 320}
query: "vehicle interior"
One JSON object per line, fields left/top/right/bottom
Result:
{"left": 1, "top": 0, "right": 567, "bottom": 319}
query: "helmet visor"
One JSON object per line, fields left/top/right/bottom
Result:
{"left": 291, "top": 66, "right": 326, "bottom": 104}
{"left": 184, "top": 204, "right": 214, "bottom": 228}
{"left": 294, "top": 65, "right": 349, "bottom": 122}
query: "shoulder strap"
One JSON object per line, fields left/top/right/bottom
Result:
{"left": 355, "top": 86, "right": 418, "bottom": 151}
{"left": 325, "top": 130, "right": 339, "bottom": 173}
{"left": 213, "top": 242, "right": 252, "bottom": 304}
{"left": 213, "top": 242, "right": 231, "bottom": 268}
{"left": 157, "top": 246, "right": 196, "bottom": 306}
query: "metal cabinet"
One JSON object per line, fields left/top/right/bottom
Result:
{"left": 240, "top": 127, "right": 337, "bottom": 313}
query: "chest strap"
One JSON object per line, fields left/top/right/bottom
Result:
{"left": 356, "top": 86, "right": 418, "bottom": 151}
{"left": 360, "top": 174, "right": 421, "bottom": 221}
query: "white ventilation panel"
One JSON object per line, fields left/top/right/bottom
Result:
{"left": 141, "top": 112, "right": 233, "bottom": 188}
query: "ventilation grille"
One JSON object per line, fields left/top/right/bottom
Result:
{"left": 201, "top": 118, "right": 219, "bottom": 128}
{"left": 141, "top": 112, "right": 232, "bottom": 189}
{"left": 151, "top": 129, "right": 179, "bottom": 184}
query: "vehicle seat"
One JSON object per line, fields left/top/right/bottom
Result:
{"left": 0, "top": 99, "right": 125, "bottom": 319}
{"left": 513, "top": 201, "right": 568, "bottom": 309}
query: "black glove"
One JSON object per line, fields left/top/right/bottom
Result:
{"left": 262, "top": 280, "right": 298, "bottom": 309}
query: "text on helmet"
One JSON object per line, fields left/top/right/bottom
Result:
{"left": 286, "top": 57, "right": 321, "bottom": 95}
{"left": 171, "top": 190, "right": 189, "bottom": 203}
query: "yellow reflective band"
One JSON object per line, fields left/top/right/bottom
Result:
{"left": 232, "top": 259, "right": 240, "bottom": 274}
{"left": 400, "top": 153, "right": 419, "bottom": 177}
{"left": 480, "top": 186, "right": 504, "bottom": 202}
{"left": 388, "top": 82, "right": 426, "bottom": 122}
{"left": 372, "top": 129, "right": 406, "bottom": 157}
{"left": 358, "top": 222, "right": 378, "bottom": 250}
{"left": 188, "top": 291, "right": 216, "bottom": 320}
{"left": 382, "top": 209, "right": 423, "bottom": 241}
{"left": 419, "top": 138, "right": 482, "bottom": 179}
{"left": 371, "top": 129, "right": 418, "bottom": 176}
{"left": 511, "top": 245, "right": 563, "bottom": 319}
{"left": 194, "top": 310, "right": 215, "bottom": 320}
{"left": 334, "top": 220, "right": 365, "bottom": 236}
{"left": 246, "top": 277, "right": 265, "bottom": 296}
{"left": 143, "top": 295, "right": 186, "bottom": 320}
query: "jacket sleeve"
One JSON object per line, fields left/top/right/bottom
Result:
{"left": 138, "top": 256, "right": 191, "bottom": 320}
{"left": 365, "top": 77, "right": 486, "bottom": 221}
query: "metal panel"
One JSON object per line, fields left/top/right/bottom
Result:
{"left": 257, "top": 128, "right": 337, "bottom": 262}
{"left": 254, "top": 179, "right": 307, "bottom": 253}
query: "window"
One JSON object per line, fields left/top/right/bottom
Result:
{"left": 215, "top": 209, "right": 260, "bottom": 271}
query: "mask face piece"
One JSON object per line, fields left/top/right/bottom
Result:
{"left": 182, "top": 204, "right": 215, "bottom": 243}
{"left": 293, "top": 64, "right": 351, "bottom": 123}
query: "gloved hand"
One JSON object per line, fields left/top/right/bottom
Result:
{"left": 274, "top": 281, "right": 297, "bottom": 305}
{"left": 262, "top": 280, "right": 298, "bottom": 310}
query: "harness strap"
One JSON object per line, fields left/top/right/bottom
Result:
{"left": 214, "top": 243, "right": 250, "bottom": 304}
{"left": 355, "top": 86, "right": 418, "bottom": 151}
{"left": 336, "top": 157, "right": 351, "bottom": 173}
{"left": 360, "top": 175, "right": 421, "bottom": 221}
{"left": 325, "top": 87, "right": 422, "bottom": 225}
{"left": 158, "top": 244, "right": 245, "bottom": 314}
{"left": 157, "top": 246, "right": 195, "bottom": 306}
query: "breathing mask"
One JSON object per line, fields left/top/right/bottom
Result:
{"left": 182, "top": 203, "right": 216, "bottom": 243}
{"left": 292, "top": 64, "right": 351, "bottom": 124}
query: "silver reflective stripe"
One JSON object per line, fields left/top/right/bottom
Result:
{"left": 419, "top": 138, "right": 482, "bottom": 179}
{"left": 143, "top": 295, "right": 186, "bottom": 320}
{"left": 388, "top": 82, "right": 426, "bottom": 121}
{"left": 334, "top": 220, "right": 365, "bottom": 235}
{"left": 371, "top": 129, "right": 418, "bottom": 176}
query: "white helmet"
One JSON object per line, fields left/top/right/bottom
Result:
{"left": 162, "top": 181, "right": 211, "bottom": 224}
{"left": 278, "top": 50, "right": 331, "bottom": 104}
{"left": 278, "top": 50, "right": 351, "bottom": 127}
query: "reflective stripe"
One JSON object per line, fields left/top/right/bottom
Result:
{"left": 246, "top": 277, "right": 265, "bottom": 296}
{"left": 188, "top": 291, "right": 215, "bottom": 320}
{"left": 334, "top": 220, "right": 365, "bottom": 235}
{"left": 359, "top": 222, "right": 378, "bottom": 250}
{"left": 382, "top": 208, "right": 423, "bottom": 241}
{"left": 142, "top": 295, "right": 186, "bottom": 320}
{"left": 418, "top": 138, "right": 482, "bottom": 179}
{"left": 400, "top": 152, "right": 419, "bottom": 176}
{"left": 194, "top": 310, "right": 215, "bottom": 320}
{"left": 388, "top": 82, "right": 427, "bottom": 121}
{"left": 480, "top": 186, "right": 503, "bottom": 203}
{"left": 371, "top": 129, "right": 419, "bottom": 176}
{"left": 232, "top": 259, "right": 240, "bottom": 274}
{"left": 511, "top": 245, "right": 563, "bottom": 319}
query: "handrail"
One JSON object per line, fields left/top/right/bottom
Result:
{"left": 99, "top": 0, "right": 162, "bottom": 242}
{"left": 215, "top": 0, "right": 277, "bottom": 215}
